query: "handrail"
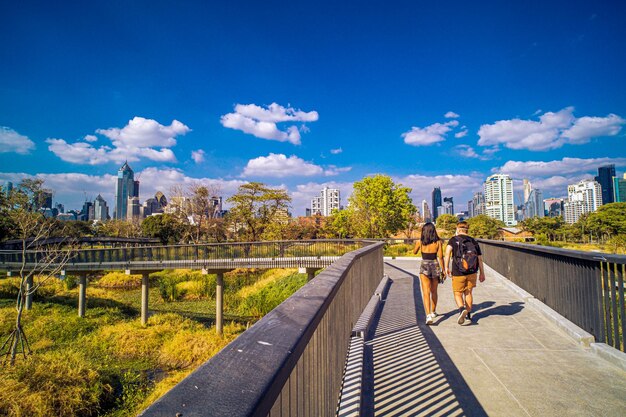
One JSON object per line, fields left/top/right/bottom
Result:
{"left": 140, "top": 241, "right": 385, "bottom": 416}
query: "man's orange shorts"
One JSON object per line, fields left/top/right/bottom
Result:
{"left": 452, "top": 273, "right": 477, "bottom": 292}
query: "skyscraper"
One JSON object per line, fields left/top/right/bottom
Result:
{"left": 523, "top": 179, "right": 532, "bottom": 204}
{"left": 432, "top": 187, "right": 442, "bottom": 221}
{"left": 443, "top": 196, "right": 454, "bottom": 214}
{"left": 484, "top": 174, "right": 516, "bottom": 226}
{"left": 471, "top": 192, "right": 485, "bottom": 217}
{"left": 563, "top": 180, "right": 602, "bottom": 224}
{"left": 94, "top": 194, "right": 109, "bottom": 221}
{"left": 614, "top": 174, "right": 626, "bottom": 203}
{"left": 595, "top": 164, "right": 615, "bottom": 205}
{"left": 421, "top": 200, "right": 432, "bottom": 223}
{"left": 114, "top": 161, "right": 138, "bottom": 219}
{"left": 524, "top": 189, "right": 544, "bottom": 219}
{"left": 310, "top": 187, "right": 340, "bottom": 216}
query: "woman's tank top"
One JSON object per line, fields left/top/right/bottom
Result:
{"left": 421, "top": 241, "right": 441, "bottom": 260}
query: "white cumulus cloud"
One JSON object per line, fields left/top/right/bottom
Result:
{"left": 330, "top": 148, "right": 343, "bottom": 154}
{"left": 241, "top": 153, "right": 350, "bottom": 178}
{"left": 478, "top": 107, "right": 624, "bottom": 151}
{"left": 221, "top": 102, "right": 318, "bottom": 145}
{"left": 191, "top": 149, "right": 206, "bottom": 164}
{"left": 46, "top": 117, "right": 190, "bottom": 165}
{"left": 444, "top": 111, "right": 460, "bottom": 118}
{"left": 0, "top": 127, "right": 36, "bottom": 154}
{"left": 454, "top": 145, "right": 488, "bottom": 160}
{"left": 454, "top": 129, "right": 468, "bottom": 138}
{"left": 402, "top": 120, "right": 459, "bottom": 146}
{"left": 495, "top": 157, "right": 626, "bottom": 177}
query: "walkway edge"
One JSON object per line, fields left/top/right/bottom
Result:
{"left": 590, "top": 343, "right": 626, "bottom": 372}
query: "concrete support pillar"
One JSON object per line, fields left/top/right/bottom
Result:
{"left": 216, "top": 272, "right": 224, "bottom": 336}
{"left": 300, "top": 267, "right": 320, "bottom": 281}
{"left": 78, "top": 274, "right": 87, "bottom": 318}
{"left": 141, "top": 273, "right": 150, "bottom": 326}
{"left": 25, "top": 275, "right": 33, "bottom": 310}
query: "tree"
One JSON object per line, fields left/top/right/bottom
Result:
{"left": 141, "top": 214, "right": 185, "bottom": 244}
{"left": 226, "top": 182, "right": 291, "bottom": 241}
{"left": 346, "top": 175, "right": 415, "bottom": 238}
{"left": 324, "top": 210, "right": 353, "bottom": 238}
{"left": 521, "top": 216, "right": 565, "bottom": 241}
{"left": 436, "top": 214, "right": 458, "bottom": 238}
{"left": 467, "top": 215, "right": 504, "bottom": 239}
{"left": 1, "top": 179, "right": 75, "bottom": 365}
{"left": 98, "top": 219, "right": 142, "bottom": 238}
{"left": 585, "top": 202, "right": 626, "bottom": 241}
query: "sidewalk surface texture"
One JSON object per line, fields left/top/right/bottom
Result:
{"left": 362, "top": 259, "right": 626, "bottom": 417}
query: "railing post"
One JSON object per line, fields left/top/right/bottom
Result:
{"left": 25, "top": 275, "right": 33, "bottom": 310}
{"left": 216, "top": 272, "right": 224, "bottom": 336}
{"left": 78, "top": 274, "right": 87, "bottom": 318}
{"left": 141, "top": 272, "right": 150, "bottom": 326}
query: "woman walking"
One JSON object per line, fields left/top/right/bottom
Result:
{"left": 413, "top": 222, "right": 445, "bottom": 325}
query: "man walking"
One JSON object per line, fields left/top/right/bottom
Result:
{"left": 444, "top": 221, "right": 485, "bottom": 324}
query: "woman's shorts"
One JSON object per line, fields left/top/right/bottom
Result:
{"left": 419, "top": 260, "right": 441, "bottom": 279}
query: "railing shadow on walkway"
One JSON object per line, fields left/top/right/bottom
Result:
{"left": 362, "top": 263, "right": 488, "bottom": 417}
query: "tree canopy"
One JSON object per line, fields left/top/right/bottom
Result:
{"left": 226, "top": 182, "right": 291, "bottom": 241}
{"left": 467, "top": 214, "right": 504, "bottom": 239}
{"left": 435, "top": 214, "right": 458, "bottom": 238}
{"left": 343, "top": 175, "right": 415, "bottom": 238}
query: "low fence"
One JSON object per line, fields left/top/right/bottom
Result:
{"left": 140, "top": 241, "right": 384, "bottom": 417}
{"left": 478, "top": 239, "right": 626, "bottom": 352}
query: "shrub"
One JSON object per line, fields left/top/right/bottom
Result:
{"left": 237, "top": 271, "right": 307, "bottom": 317}
{"left": 97, "top": 272, "right": 142, "bottom": 289}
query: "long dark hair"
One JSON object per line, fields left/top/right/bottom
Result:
{"left": 420, "top": 222, "right": 440, "bottom": 245}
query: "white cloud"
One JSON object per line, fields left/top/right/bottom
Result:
{"left": 454, "top": 129, "right": 468, "bottom": 138}
{"left": 191, "top": 149, "right": 206, "bottom": 164}
{"left": 495, "top": 157, "right": 626, "bottom": 177}
{"left": 46, "top": 117, "right": 190, "bottom": 165}
{"left": 444, "top": 111, "right": 460, "bottom": 119}
{"left": 220, "top": 102, "right": 318, "bottom": 145}
{"left": 478, "top": 107, "right": 624, "bottom": 151}
{"left": 84, "top": 135, "right": 98, "bottom": 142}
{"left": 330, "top": 148, "right": 343, "bottom": 154}
{"left": 454, "top": 145, "right": 488, "bottom": 160}
{"left": 402, "top": 120, "right": 459, "bottom": 146}
{"left": 0, "top": 127, "right": 36, "bottom": 154}
{"left": 241, "top": 153, "right": 350, "bottom": 178}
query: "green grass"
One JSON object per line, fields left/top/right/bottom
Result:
{"left": 0, "top": 267, "right": 308, "bottom": 417}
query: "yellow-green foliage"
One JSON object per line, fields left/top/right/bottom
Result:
{"left": 384, "top": 244, "right": 417, "bottom": 258}
{"left": 236, "top": 270, "right": 307, "bottom": 317}
{"left": 97, "top": 272, "right": 142, "bottom": 288}
{"left": 236, "top": 269, "right": 296, "bottom": 299}
{"left": 0, "top": 349, "right": 109, "bottom": 417}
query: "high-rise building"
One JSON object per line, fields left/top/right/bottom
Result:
{"left": 127, "top": 196, "right": 141, "bottom": 220}
{"left": 523, "top": 179, "right": 532, "bottom": 204}
{"left": 114, "top": 162, "right": 138, "bottom": 219}
{"left": 310, "top": 187, "right": 340, "bottom": 216}
{"left": 524, "top": 189, "right": 544, "bottom": 219}
{"left": 470, "top": 192, "right": 485, "bottom": 218}
{"left": 443, "top": 196, "right": 454, "bottom": 214}
{"left": 613, "top": 174, "right": 626, "bottom": 203}
{"left": 2, "top": 181, "right": 13, "bottom": 195}
{"left": 80, "top": 201, "right": 93, "bottom": 221}
{"left": 55, "top": 203, "right": 64, "bottom": 214}
{"left": 484, "top": 174, "right": 516, "bottom": 226}
{"left": 563, "top": 180, "right": 602, "bottom": 224}
{"left": 432, "top": 187, "right": 442, "bottom": 221}
{"left": 595, "top": 164, "right": 615, "bottom": 205}
{"left": 421, "top": 200, "right": 432, "bottom": 223}
{"left": 543, "top": 198, "right": 564, "bottom": 218}
{"left": 467, "top": 199, "right": 474, "bottom": 218}
{"left": 93, "top": 194, "right": 109, "bottom": 221}
{"left": 442, "top": 201, "right": 454, "bottom": 215}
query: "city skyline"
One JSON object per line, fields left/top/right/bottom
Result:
{"left": 1, "top": 1, "right": 626, "bottom": 214}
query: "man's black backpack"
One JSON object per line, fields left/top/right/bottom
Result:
{"left": 454, "top": 236, "right": 480, "bottom": 274}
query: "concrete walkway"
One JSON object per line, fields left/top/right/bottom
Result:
{"left": 363, "top": 259, "right": 626, "bottom": 417}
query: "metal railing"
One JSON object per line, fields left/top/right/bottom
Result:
{"left": 478, "top": 239, "right": 626, "bottom": 352}
{"left": 0, "top": 239, "right": 369, "bottom": 271}
{"left": 139, "top": 241, "right": 384, "bottom": 417}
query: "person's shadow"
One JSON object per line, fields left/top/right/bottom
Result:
{"left": 471, "top": 301, "right": 525, "bottom": 323}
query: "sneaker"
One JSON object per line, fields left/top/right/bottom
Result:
{"left": 431, "top": 311, "right": 438, "bottom": 318}
{"left": 466, "top": 311, "right": 472, "bottom": 322}
{"left": 457, "top": 308, "right": 468, "bottom": 325}
{"left": 426, "top": 314, "right": 434, "bottom": 325}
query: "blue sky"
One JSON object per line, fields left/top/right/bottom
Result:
{"left": 1, "top": 0, "right": 625, "bottom": 215}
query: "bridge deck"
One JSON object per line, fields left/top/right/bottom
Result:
{"left": 363, "top": 260, "right": 626, "bottom": 416}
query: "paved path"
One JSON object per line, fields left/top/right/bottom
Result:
{"left": 364, "top": 259, "right": 626, "bottom": 417}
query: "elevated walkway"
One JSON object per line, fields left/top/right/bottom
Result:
{"left": 366, "top": 260, "right": 626, "bottom": 416}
